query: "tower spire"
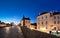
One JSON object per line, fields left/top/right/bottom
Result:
{"left": 22, "top": 15, "right": 25, "bottom": 20}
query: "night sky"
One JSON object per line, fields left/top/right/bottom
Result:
{"left": 0, "top": 0, "right": 60, "bottom": 24}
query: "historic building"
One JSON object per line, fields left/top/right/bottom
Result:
{"left": 0, "top": 21, "right": 6, "bottom": 27}
{"left": 37, "top": 12, "right": 60, "bottom": 33}
{"left": 20, "top": 16, "right": 37, "bottom": 29}
{"left": 30, "top": 23, "right": 37, "bottom": 29}
{"left": 0, "top": 21, "right": 15, "bottom": 27}
{"left": 20, "top": 16, "right": 30, "bottom": 28}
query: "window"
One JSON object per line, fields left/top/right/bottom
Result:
{"left": 54, "top": 27, "right": 56, "bottom": 30}
{"left": 46, "top": 21, "right": 47, "bottom": 24}
{"left": 50, "top": 25, "right": 53, "bottom": 27}
{"left": 42, "top": 22, "right": 43, "bottom": 25}
{"left": 38, "top": 18, "right": 40, "bottom": 21}
{"left": 57, "top": 16, "right": 59, "bottom": 19}
{"left": 58, "top": 21, "right": 59, "bottom": 24}
{"left": 46, "top": 16, "right": 48, "bottom": 19}
{"left": 46, "top": 27, "right": 47, "bottom": 29}
{"left": 54, "top": 21, "right": 56, "bottom": 24}
{"left": 25, "top": 21, "right": 29, "bottom": 23}
{"left": 54, "top": 16, "right": 56, "bottom": 19}
{"left": 26, "top": 21, "right": 28, "bottom": 23}
{"left": 42, "top": 16, "right": 44, "bottom": 19}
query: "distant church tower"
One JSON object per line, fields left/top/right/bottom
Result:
{"left": 20, "top": 15, "right": 30, "bottom": 28}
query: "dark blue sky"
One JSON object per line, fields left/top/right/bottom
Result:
{"left": 0, "top": 0, "right": 60, "bottom": 24}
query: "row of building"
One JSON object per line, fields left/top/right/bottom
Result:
{"left": 0, "top": 21, "right": 14, "bottom": 27}
{"left": 19, "top": 12, "right": 60, "bottom": 33}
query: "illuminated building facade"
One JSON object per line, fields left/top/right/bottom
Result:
{"left": 20, "top": 16, "right": 30, "bottom": 28}
{"left": 20, "top": 16, "right": 37, "bottom": 29}
{"left": 30, "top": 23, "right": 37, "bottom": 29}
{"left": 37, "top": 12, "right": 60, "bottom": 33}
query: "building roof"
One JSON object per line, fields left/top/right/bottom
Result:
{"left": 31, "top": 23, "right": 37, "bottom": 26}
{"left": 53, "top": 12, "right": 60, "bottom": 15}
{"left": 37, "top": 12, "right": 49, "bottom": 16}
{"left": 0, "top": 22, "right": 5, "bottom": 24}
{"left": 40, "top": 12, "right": 49, "bottom": 15}
{"left": 22, "top": 16, "right": 30, "bottom": 20}
{"left": 37, "top": 12, "right": 60, "bottom": 17}
{"left": 22, "top": 18, "right": 30, "bottom": 20}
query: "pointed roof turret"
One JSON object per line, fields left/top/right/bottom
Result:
{"left": 22, "top": 15, "right": 30, "bottom": 20}
{"left": 22, "top": 15, "right": 25, "bottom": 20}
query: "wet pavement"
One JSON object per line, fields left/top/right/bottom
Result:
{"left": 0, "top": 26, "right": 24, "bottom": 38}
{"left": 0, "top": 26, "right": 59, "bottom": 38}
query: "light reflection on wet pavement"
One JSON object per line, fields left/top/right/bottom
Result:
{"left": 0, "top": 26, "right": 24, "bottom": 38}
